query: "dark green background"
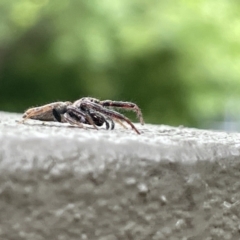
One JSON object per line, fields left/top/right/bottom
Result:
{"left": 1, "top": 0, "right": 240, "bottom": 128}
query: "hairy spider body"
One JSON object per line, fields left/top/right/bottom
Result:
{"left": 22, "top": 97, "right": 144, "bottom": 134}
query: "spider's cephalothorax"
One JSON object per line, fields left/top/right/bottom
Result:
{"left": 22, "top": 98, "right": 144, "bottom": 134}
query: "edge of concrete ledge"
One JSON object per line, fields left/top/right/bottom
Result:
{"left": 1, "top": 111, "right": 240, "bottom": 172}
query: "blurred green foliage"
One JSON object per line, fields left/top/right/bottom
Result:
{"left": 1, "top": 0, "right": 240, "bottom": 127}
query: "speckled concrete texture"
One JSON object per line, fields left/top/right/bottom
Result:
{"left": 1, "top": 111, "right": 240, "bottom": 239}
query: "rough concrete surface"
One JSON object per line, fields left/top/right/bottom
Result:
{"left": 1, "top": 111, "right": 240, "bottom": 240}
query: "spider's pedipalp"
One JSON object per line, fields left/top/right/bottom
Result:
{"left": 87, "top": 110, "right": 113, "bottom": 130}
{"left": 66, "top": 106, "right": 98, "bottom": 130}
{"left": 62, "top": 112, "right": 86, "bottom": 129}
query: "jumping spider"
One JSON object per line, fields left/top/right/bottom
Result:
{"left": 22, "top": 97, "right": 144, "bottom": 134}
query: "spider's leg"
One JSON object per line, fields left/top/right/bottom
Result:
{"left": 67, "top": 106, "right": 98, "bottom": 130}
{"left": 88, "top": 110, "right": 113, "bottom": 130}
{"left": 103, "top": 114, "right": 115, "bottom": 130}
{"left": 100, "top": 100, "right": 144, "bottom": 125}
{"left": 62, "top": 112, "right": 86, "bottom": 129}
{"left": 109, "top": 117, "right": 115, "bottom": 130}
{"left": 94, "top": 111, "right": 115, "bottom": 130}
{"left": 81, "top": 101, "right": 141, "bottom": 134}
{"left": 114, "top": 118, "right": 128, "bottom": 129}
{"left": 101, "top": 115, "right": 110, "bottom": 130}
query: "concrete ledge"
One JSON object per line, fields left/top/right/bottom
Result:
{"left": 1, "top": 111, "right": 240, "bottom": 239}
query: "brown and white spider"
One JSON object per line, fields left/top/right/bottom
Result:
{"left": 22, "top": 97, "right": 144, "bottom": 134}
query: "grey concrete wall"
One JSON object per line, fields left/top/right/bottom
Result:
{"left": 1, "top": 111, "right": 240, "bottom": 240}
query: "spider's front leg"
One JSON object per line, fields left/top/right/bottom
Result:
{"left": 99, "top": 100, "right": 144, "bottom": 125}
{"left": 54, "top": 106, "right": 100, "bottom": 129}
{"left": 80, "top": 101, "right": 141, "bottom": 134}
{"left": 87, "top": 110, "right": 115, "bottom": 130}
